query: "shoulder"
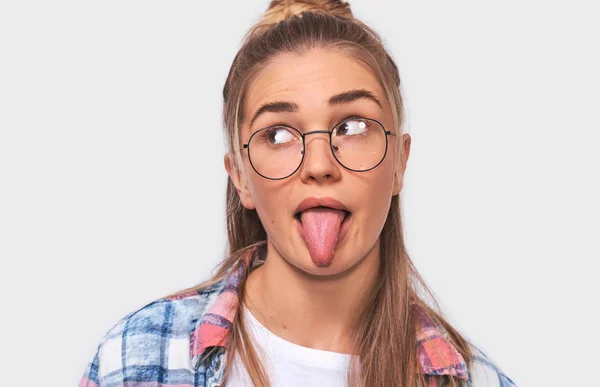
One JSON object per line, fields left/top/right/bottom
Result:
{"left": 467, "top": 345, "right": 517, "bottom": 387}
{"left": 79, "top": 280, "right": 226, "bottom": 387}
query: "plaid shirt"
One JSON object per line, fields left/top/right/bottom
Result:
{"left": 80, "top": 246, "right": 515, "bottom": 387}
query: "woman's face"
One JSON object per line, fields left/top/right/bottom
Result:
{"left": 225, "top": 49, "right": 411, "bottom": 276}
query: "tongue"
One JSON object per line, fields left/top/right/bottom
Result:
{"left": 299, "top": 207, "right": 346, "bottom": 266}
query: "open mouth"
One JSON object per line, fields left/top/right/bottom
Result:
{"left": 294, "top": 206, "right": 351, "bottom": 224}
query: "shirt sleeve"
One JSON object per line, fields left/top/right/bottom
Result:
{"left": 78, "top": 349, "right": 101, "bottom": 387}
{"left": 468, "top": 347, "right": 516, "bottom": 387}
{"left": 76, "top": 301, "right": 165, "bottom": 387}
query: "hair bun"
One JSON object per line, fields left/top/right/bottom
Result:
{"left": 260, "top": 0, "right": 353, "bottom": 27}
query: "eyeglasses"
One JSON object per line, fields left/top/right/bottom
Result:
{"left": 241, "top": 116, "right": 396, "bottom": 180}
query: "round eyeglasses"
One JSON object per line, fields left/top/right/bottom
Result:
{"left": 241, "top": 117, "right": 397, "bottom": 180}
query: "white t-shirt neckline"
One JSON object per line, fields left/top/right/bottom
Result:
{"left": 242, "top": 304, "right": 353, "bottom": 371}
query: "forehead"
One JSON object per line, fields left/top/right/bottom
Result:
{"left": 244, "top": 49, "right": 388, "bottom": 122}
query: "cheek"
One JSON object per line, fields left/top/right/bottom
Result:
{"left": 366, "top": 154, "right": 396, "bottom": 196}
{"left": 359, "top": 161, "right": 396, "bottom": 225}
{"left": 248, "top": 179, "right": 290, "bottom": 227}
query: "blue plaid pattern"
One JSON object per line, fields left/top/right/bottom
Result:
{"left": 80, "top": 246, "right": 515, "bottom": 387}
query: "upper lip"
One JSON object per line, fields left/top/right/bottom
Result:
{"left": 295, "top": 196, "right": 350, "bottom": 216}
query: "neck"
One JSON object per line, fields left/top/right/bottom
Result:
{"left": 243, "top": 241, "right": 381, "bottom": 355}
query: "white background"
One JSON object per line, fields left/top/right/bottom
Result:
{"left": 1, "top": 1, "right": 598, "bottom": 386}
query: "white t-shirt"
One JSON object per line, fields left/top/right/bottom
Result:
{"left": 227, "top": 306, "right": 513, "bottom": 387}
{"left": 227, "top": 305, "right": 353, "bottom": 386}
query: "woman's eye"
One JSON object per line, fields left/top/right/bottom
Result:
{"left": 336, "top": 119, "right": 369, "bottom": 136}
{"left": 264, "top": 127, "right": 296, "bottom": 145}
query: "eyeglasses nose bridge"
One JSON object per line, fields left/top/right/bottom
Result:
{"left": 300, "top": 129, "right": 336, "bottom": 155}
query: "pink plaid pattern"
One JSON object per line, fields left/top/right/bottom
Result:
{"left": 80, "top": 244, "right": 514, "bottom": 386}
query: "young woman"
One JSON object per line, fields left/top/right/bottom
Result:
{"left": 80, "top": 1, "right": 515, "bottom": 386}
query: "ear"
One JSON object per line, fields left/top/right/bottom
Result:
{"left": 392, "top": 133, "right": 411, "bottom": 196}
{"left": 224, "top": 152, "right": 256, "bottom": 210}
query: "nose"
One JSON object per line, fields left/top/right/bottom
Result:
{"left": 298, "top": 130, "right": 342, "bottom": 184}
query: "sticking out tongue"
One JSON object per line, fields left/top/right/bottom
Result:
{"left": 299, "top": 207, "right": 346, "bottom": 266}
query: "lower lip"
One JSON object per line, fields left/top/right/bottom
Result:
{"left": 294, "top": 212, "right": 352, "bottom": 246}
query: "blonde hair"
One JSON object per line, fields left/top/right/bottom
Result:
{"left": 174, "top": 1, "right": 472, "bottom": 385}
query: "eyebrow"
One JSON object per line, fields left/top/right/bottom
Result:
{"left": 248, "top": 89, "right": 383, "bottom": 128}
{"left": 249, "top": 101, "right": 299, "bottom": 128}
{"left": 328, "top": 89, "right": 383, "bottom": 109}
